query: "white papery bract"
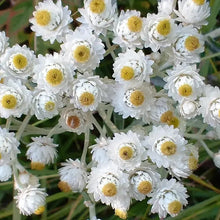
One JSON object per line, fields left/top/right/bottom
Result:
{"left": 179, "top": 99, "right": 200, "bottom": 119}
{"left": 174, "top": 0, "right": 210, "bottom": 27}
{"left": 1, "top": 44, "right": 35, "bottom": 80}
{"left": 164, "top": 64, "right": 204, "bottom": 102}
{"left": 0, "top": 79, "right": 32, "bottom": 118}
{"left": 15, "top": 185, "right": 47, "bottom": 216}
{"left": 199, "top": 85, "right": 220, "bottom": 128}
{"left": 29, "top": 0, "right": 72, "bottom": 43}
{"left": 0, "top": 162, "right": 12, "bottom": 182}
{"left": 59, "top": 159, "right": 87, "bottom": 192}
{"left": 157, "top": 0, "right": 176, "bottom": 16}
{"left": 17, "top": 172, "right": 39, "bottom": 188}
{"left": 78, "top": 0, "right": 117, "bottom": 36}
{"left": 141, "top": 13, "right": 177, "bottom": 52}
{"left": 33, "top": 53, "right": 74, "bottom": 94}
{"left": 0, "top": 31, "right": 9, "bottom": 56}
{"left": 148, "top": 179, "right": 188, "bottom": 218}
{"left": 113, "top": 10, "right": 144, "bottom": 50}
{"left": 113, "top": 49, "right": 154, "bottom": 85}
{"left": 61, "top": 27, "right": 105, "bottom": 72}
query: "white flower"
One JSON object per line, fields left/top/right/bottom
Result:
{"left": 113, "top": 10, "right": 144, "bottom": 50}
{"left": 58, "top": 159, "right": 87, "bottom": 192}
{"left": 174, "top": 0, "right": 210, "bottom": 27}
{"left": 113, "top": 49, "right": 154, "bottom": 85}
{"left": 0, "top": 162, "right": 12, "bottom": 182}
{"left": 141, "top": 13, "right": 177, "bottom": 52}
{"left": 148, "top": 178, "right": 188, "bottom": 218}
{"left": 199, "top": 85, "right": 220, "bottom": 128}
{"left": 164, "top": 64, "right": 204, "bottom": 102}
{"left": 31, "top": 90, "right": 62, "bottom": 120}
{"left": 158, "top": 0, "right": 176, "bottom": 16}
{"left": 29, "top": 0, "right": 72, "bottom": 43}
{"left": 1, "top": 44, "right": 36, "bottom": 80}
{"left": 179, "top": 99, "right": 200, "bottom": 119}
{"left": 78, "top": 0, "right": 117, "bottom": 35}
{"left": 213, "top": 151, "right": 220, "bottom": 168}
{"left": 61, "top": 27, "right": 105, "bottom": 72}
{"left": 107, "top": 130, "right": 148, "bottom": 171}
{"left": 33, "top": 53, "right": 75, "bottom": 94}
{"left": 17, "top": 172, "right": 39, "bottom": 188}
{"left": 15, "top": 185, "right": 47, "bottom": 216}
{"left": 59, "top": 105, "right": 93, "bottom": 134}
{"left": 0, "top": 79, "right": 32, "bottom": 118}
{"left": 26, "top": 136, "right": 58, "bottom": 170}
{"left": 0, "top": 31, "right": 9, "bottom": 55}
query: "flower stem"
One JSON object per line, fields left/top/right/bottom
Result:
{"left": 104, "top": 36, "right": 116, "bottom": 60}
{"left": 205, "top": 27, "right": 220, "bottom": 39}
{"left": 199, "top": 140, "right": 214, "bottom": 158}
{"left": 91, "top": 115, "right": 106, "bottom": 137}
{"left": 201, "top": 52, "right": 220, "bottom": 61}
{"left": 81, "top": 129, "right": 90, "bottom": 166}
{"left": 15, "top": 114, "right": 32, "bottom": 140}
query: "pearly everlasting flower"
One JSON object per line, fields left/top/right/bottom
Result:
{"left": 33, "top": 53, "right": 74, "bottom": 94}
{"left": 113, "top": 10, "right": 144, "bottom": 50}
{"left": 78, "top": 0, "right": 117, "bottom": 35}
{"left": 0, "top": 31, "right": 9, "bottom": 56}
{"left": 15, "top": 185, "right": 47, "bottom": 216}
{"left": 61, "top": 27, "right": 105, "bottom": 72}
{"left": 141, "top": 13, "right": 177, "bottom": 52}
{"left": 1, "top": 44, "right": 36, "bottom": 80}
{"left": 174, "top": 0, "right": 210, "bottom": 27}
{"left": 26, "top": 136, "right": 58, "bottom": 170}
{"left": 199, "top": 85, "right": 220, "bottom": 128}
{"left": 0, "top": 162, "right": 12, "bottom": 181}
{"left": 148, "top": 179, "right": 188, "bottom": 218}
{"left": 164, "top": 64, "right": 204, "bottom": 102}
{"left": 29, "top": 0, "right": 72, "bottom": 43}
{"left": 113, "top": 49, "right": 154, "bottom": 85}
{"left": 107, "top": 130, "right": 148, "bottom": 171}
{"left": 0, "top": 79, "right": 32, "bottom": 118}
{"left": 31, "top": 90, "right": 62, "bottom": 120}
{"left": 17, "top": 172, "right": 39, "bottom": 188}
{"left": 179, "top": 99, "right": 200, "bottom": 119}
{"left": 58, "top": 159, "right": 87, "bottom": 192}
{"left": 158, "top": 0, "right": 176, "bottom": 16}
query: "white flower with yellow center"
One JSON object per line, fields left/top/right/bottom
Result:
{"left": 33, "top": 53, "right": 74, "bottom": 94}
{"left": 31, "top": 90, "right": 62, "bottom": 120}
{"left": 113, "top": 10, "right": 144, "bottom": 49}
{"left": 61, "top": 27, "right": 105, "bottom": 72}
{"left": 111, "top": 82, "right": 155, "bottom": 120}
{"left": 1, "top": 44, "right": 35, "bottom": 80}
{"left": 78, "top": 0, "right": 117, "bottom": 35}
{"left": 199, "top": 85, "right": 220, "bottom": 128}
{"left": 141, "top": 13, "right": 177, "bottom": 52}
{"left": 179, "top": 99, "right": 200, "bottom": 119}
{"left": 174, "top": 0, "right": 210, "bottom": 27}
{"left": 15, "top": 185, "right": 47, "bottom": 216}
{"left": 143, "top": 125, "right": 188, "bottom": 169}
{"left": 59, "top": 105, "right": 93, "bottom": 134}
{"left": 87, "top": 163, "right": 130, "bottom": 211}
{"left": 0, "top": 31, "right": 9, "bottom": 55}
{"left": 164, "top": 64, "right": 204, "bottom": 102}
{"left": 29, "top": 0, "right": 72, "bottom": 43}
{"left": 0, "top": 79, "right": 32, "bottom": 118}
{"left": 148, "top": 179, "right": 188, "bottom": 218}
{"left": 113, "top": 49, "right": 154, "bottom": 85}
{"left": 169, "top": 25, "right": 204, "bottom": 64}
{"left": 58, "top": 159, "right": 87, "bottom": 192}
{"left": 108, "top": 131, "right": 148, "bottom": 171}
{"left": 26, "top": 136, "right": 58, "bottom": 171}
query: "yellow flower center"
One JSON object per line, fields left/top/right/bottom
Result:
{"left": 192, "top": 0, "right": 205, "bottom": 5}
{"left": 12, "top": 54, "right": 28, "bottom": 70}
{"left": 35, "top": 10, "right": 51, "bottom": 26}
{"left": 73, "top": 45, "right": 91, "bottom": 63}
{"left": 0, "top": 78, "right": 4, "bottom": 84}
{"left": 137, "top": 181, "right": 152, "bottom": 195}
{"left": 79, "top": 92, "right": 95, "bottom": 106}
{"left": 46, "top": 68, "right": 63, "bottom": 86}
{"left": 1, "top": 94, "right": 17, "bottom": 109}
{"left": 115, "top": 209, "right": 127, "bottom": 220}
{"left": 188, "top": 156, "right": 198, "bottom": 171}
{"left": 34, "top": 206, "right": 45, "bottom": 215}
{"left": 127, "top": 16, "right": 143, "bottom": 32}
{"left": 31, "top": 162, "right": 45, "bottom": 170}
{"left": 67, "top": 115, "right": 80, "bottom": 129}
{"left": 102, "top": 183, "right": 117, "bottom": 197}
{"left": 130, "top": 90, "right": 145, "bottom": 106}
{"left": 0, "top": 153, "right": 2, "bottom": 159}
{"left": 185, "top": 36, "right": 200, "bottom": 51}
{"left": 120, "top": 66, "right": 134, "bottom": 80}
{"left": 58, "top": 181, "right": 71, "bottom": 192}
{"left": 44, "top": 101, "right": 55, "bottom": 111}
{"left": 89, "top": 0, "right": 106, "bottom": 14}
{"left": 160, "top": 110, "right": 173, "bottom": 123}
{"left": 168, "top": 200, "right": 182, "bottom": 215}
{"left": 156, "top": 19, "right": 171, "bottom": 36}
{"left": 167, "top": 116, "right": 180, "bottom": 128}
{"left": 160, "top": 141, "right": 177, "bottom": 156}
{"left": 178, "top": 84, "right": 193, "bottom": 97}
{"left": 218, "top": 109, "right": 220, "bottom": 118}
{"left": 119, "top": 146, "right": 134, "bottom": 160}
